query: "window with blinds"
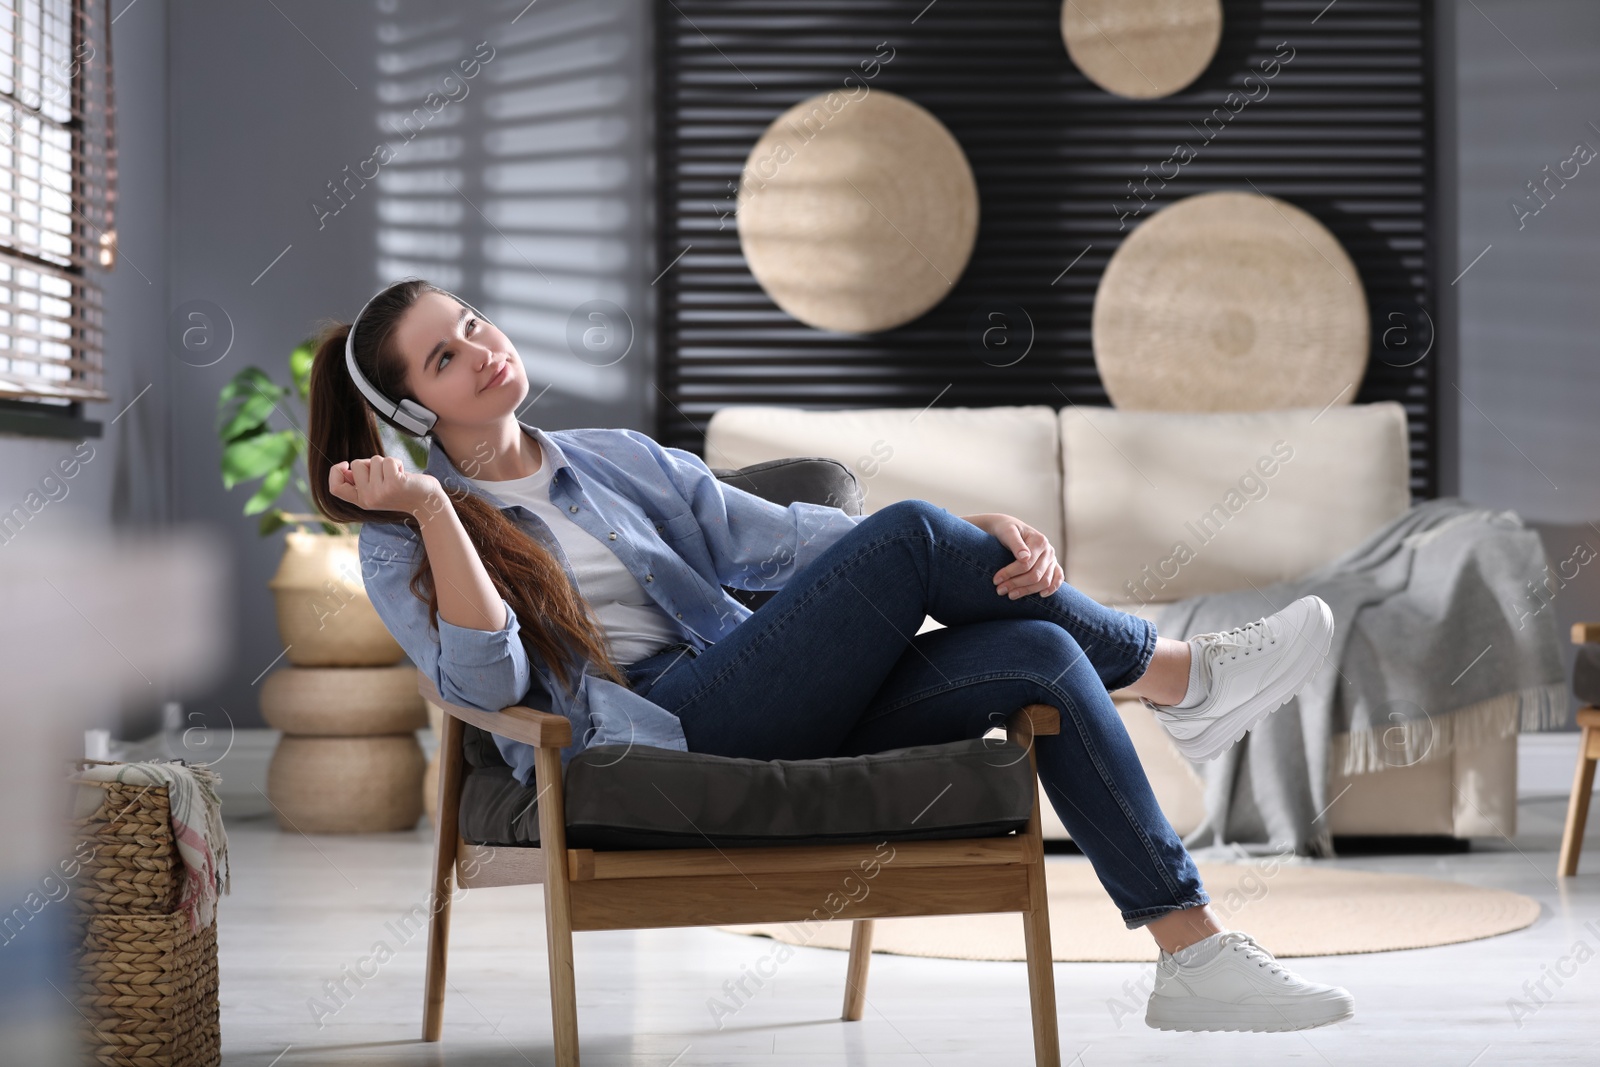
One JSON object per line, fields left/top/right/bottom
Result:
{"left": 0, "top": 0, "right": 116, "bottom": 407}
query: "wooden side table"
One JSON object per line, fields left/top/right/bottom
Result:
{"left": 1558, "top": 622, "right": 1600, "bottom": 876}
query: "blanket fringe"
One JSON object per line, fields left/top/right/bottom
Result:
{"left": 1329, "top": 681, "right": 1570, "bottom": 778}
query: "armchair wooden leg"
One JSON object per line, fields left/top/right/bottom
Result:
{"left": 1010, "top": 712, "right": 1061, "bottom": 1067}
{"left": 842, "top": 919, "right": 874, "bottom": 1020}
{"left": 1559, "top": 711, "right": 1600, "bottom": 877}
{"left": 423, "top": 713, "right": 466, "bottom": 1042}
{"left": 534, "top": 745, "right": 581, "bottom": 1066}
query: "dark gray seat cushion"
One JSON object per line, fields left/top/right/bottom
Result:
{"left": 458, "top": 736, "right": 1035, "bottom": 850}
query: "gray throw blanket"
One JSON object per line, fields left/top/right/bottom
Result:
{"left": 1150, "top": 496, "right": 1569, "bottom": 859}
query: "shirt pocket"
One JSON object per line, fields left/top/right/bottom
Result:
{"left": 655, "top": 509, "right": 702, "bottom": 545}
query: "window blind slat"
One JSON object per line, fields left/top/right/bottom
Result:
{"left": 0, "top": 0, "right": 113, "bottom": 405}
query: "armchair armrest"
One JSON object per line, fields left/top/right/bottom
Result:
{"left": 416, "top": 674, "right": 572, "bottom": 749}
{"left": 1007, "top": 704, "right": 1060, "bottom": 738}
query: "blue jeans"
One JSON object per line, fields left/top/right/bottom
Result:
{"left": 620, "top": 499, "right": 1210, "bottom": 930}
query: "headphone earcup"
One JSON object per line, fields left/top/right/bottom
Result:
{"left": 396, "top": 397, "right": 438, "bottom": 436}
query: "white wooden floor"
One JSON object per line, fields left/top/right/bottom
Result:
{"left": 218, "top": 792, "right": 1600, "bottom": 1066}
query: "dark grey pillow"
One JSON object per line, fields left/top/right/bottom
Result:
{"left": 709, "top": 455, "right": 863, "bottom": 612}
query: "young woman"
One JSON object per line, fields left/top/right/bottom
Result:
{"left": 307, "top": 278, "right": 1355, "bottom": 1034}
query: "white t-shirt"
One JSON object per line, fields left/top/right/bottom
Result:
{"left": 466, "top": 451, "right": 685, "bottom": 666}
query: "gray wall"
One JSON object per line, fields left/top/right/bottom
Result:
{"left": 1452, "top": 0, "right": 1600, "bottom": 727}
{"left": 3, "top": 0, "right": 1598, "bottom": 737}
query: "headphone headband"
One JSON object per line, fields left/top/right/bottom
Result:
{"left": 344, "top": 282, "right": 494, "bottom": 437}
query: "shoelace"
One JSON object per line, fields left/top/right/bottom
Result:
{"left": 1219, "top": 930, "right": 1293, "bottom": 980}
{"left": 1197, "top": 614, "right": 1276, "bottom": 662}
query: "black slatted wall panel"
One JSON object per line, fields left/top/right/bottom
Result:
{"left": 654, "top": 0, "right": 1439, "bottom": 499}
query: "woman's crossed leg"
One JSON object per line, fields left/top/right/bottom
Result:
{"left": 634, "top": 498, "right": 1205, "bottom": 929}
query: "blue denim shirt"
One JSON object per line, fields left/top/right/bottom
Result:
{"left": 357, "top": 421, "right": 865, "bottom": 786}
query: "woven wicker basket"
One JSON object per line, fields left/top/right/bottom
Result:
{"left": 68, "top": 760, "right": 221, "bottom": 1067}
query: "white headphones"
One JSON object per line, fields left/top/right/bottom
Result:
{"left": 344, "top": 281, "right": 493, "bottom": 437}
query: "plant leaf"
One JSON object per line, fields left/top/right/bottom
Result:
{"left": 290, "top": 341, "right": 315, "bottom": 401}
{"left": 221, "top": 429, "right": 300, "bottom": 489}
{"left": 218, "top": 386, "right": 280, "bottom": 443}
{"left": 217, "top": 366, "right": 277, "bottom": 409}
{"left": 242, "top": 465, "right": 291, "bottom": 516}
{"left": 258, "top": 509, "right": 291, "bottom": 536}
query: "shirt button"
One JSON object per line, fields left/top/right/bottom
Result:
{"left": 676, "top": 612, "right": 683, "bottom": 619}
{"left": 646, "top": 574, "right": 654, "bottom": 582}
{"left": 569, "top": 505, "right": 578, "bottom": 513}
{"left": 608, "top": 531, "right": 616, "bottom": 540}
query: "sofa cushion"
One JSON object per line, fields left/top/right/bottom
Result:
{"left": 458, "top": 736, "right": 1035, "bottom": 849}
{"left": 705, "top": 404, "right": 1065, "bottom": 553}
{"left": 1061, "top": 402, "right": 1412, "bottom": 605}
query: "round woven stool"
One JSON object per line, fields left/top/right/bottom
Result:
{"left": 260, "top": 664, "right": 427, "bottom": 833}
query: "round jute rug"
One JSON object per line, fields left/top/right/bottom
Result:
{"left": 717, "top": 857, "right": 1540, "bottom": 962}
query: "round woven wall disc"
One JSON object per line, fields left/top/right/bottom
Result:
{"left": 736, "top": 89, "right": 979, "bottom": 335}
{"left": 1060, "top": 0, "right": 1222, "bottom": 99}
{"left": 1092, "top": 190, "right": 1369, "bottom": 411}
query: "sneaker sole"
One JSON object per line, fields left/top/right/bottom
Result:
{"left": 1145, "top": 993, "right": 1354, "bottom": 1033}
{"left": 1153, "top": 596, "right": 1335, "bottom": 763}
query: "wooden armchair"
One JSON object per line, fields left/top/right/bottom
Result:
{"left": 417, "top": 673, "right": 1066, "bottom": 1065}
{"left": 1559, "top": 622, "right": 1600, "bottom": 876}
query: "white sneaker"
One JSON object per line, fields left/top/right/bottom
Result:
{"left": 1143, "top": 594, "right": 1335, "bottom": 762}
{"left": 1145, "top": 930, "right": 1355, "bottom": 1033}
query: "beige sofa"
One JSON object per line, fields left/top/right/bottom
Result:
{"left": 704, "top": 402, "right": 1518, "bottom": 843}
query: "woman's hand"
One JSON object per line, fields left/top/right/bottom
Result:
{"left": 963, "top": 512, "right": 1065, "bottom": 599}
{"left": 328, "top": 456, "right": 443, "bottom": 519}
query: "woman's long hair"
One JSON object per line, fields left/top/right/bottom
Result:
{"left": 306, "top": 277, "right": 632, "bottom": 699}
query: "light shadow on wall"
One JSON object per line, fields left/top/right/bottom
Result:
{"left": 370, "top": 0, "right": 643, "bottom": 405}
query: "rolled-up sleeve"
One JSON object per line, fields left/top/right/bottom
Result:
{"left": 619, "top": 428, "right": 865, "bottom": 591}
{"left": 358, "top": 522, "right": 536, "bottom": 713}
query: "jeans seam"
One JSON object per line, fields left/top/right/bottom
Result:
{"left": 1015, "top": 668, "right": 1191, "bottom": 906}
{"left": 1123, "top": 896, "right": 1211, "bottom": 929}
{"left": 941, "top": 542, "right": 1149, "bottom": 664}
{"left": 1106, "top": 616, "right": 1159, "bottom": 693}
{"left": 855, "top": 668, "right": 1056, "bottom": 726}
